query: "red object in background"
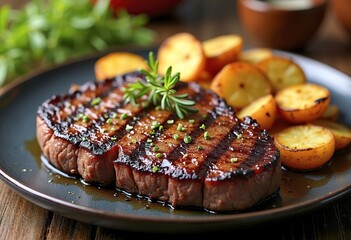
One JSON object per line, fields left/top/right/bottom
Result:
{"left": 93, "top": 0, "right": 182, "bottom": 17}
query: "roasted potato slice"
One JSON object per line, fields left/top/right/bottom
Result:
{"left": 321, "top": 104, "right": 340, "bottom": 122}
{"left": 258, "top": 56, "right": 306, "bottom": 92}
{"left": 312, "top": 120, "right": 351, "bottom": 150}
{"left": 237, "top": 94, "right": 277, "bottom": 130}
{"left": 157, "top": 32, "right": 206, "bottom": 82}
{"left": 238, "top": 48, "right": 273, "bottom": 64}
{"left": 94, "top": 52, "right": 148, "bottom": 81}
{"left": 202, "top": 34, "right": 243, "bottom": 74}
{"left": 211, "top": 62, "right": 272, "bottom": 110}
{"left": 274, "top": 125, "right": 335, "bottom": 171}
{"left": 275, "top": 83, "right": 330, "bottom": 124}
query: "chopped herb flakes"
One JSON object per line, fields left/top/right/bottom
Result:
{"left": 173, "top": 134, "right": 180, "bottom": 140}
{"left": 184, "top": 136, "right": 192, "bottom": 144}
{"left": 204, "top": 131, "right": 210, "bottom": 140}
{"left": 82, "top": 115, "right": 89, "bottom": 123}
{"left": 152, "top": 165, "right": 159, "bottom": 172}
{"left": 151, "top": 121, "right": 160, "bottom": 129}
{"left": 199, "top": 124, "right": 206, "bottom": 130}
{"left": 125, "top": 125, "right": 134, "bottom": 131}
{"left": 177, "top": 123, "right": 186, "bottom": 132}
{"left": 120, "top": 113, "right": 129, "bottom": 120}
{"left": 91, "top": 97, "right": 101, "bottom": 106}
{"left": 230, "top": 157, "right": 238, "bottom": 163}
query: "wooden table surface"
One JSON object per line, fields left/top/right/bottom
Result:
{"left": 1, "top": 1, "right": 351, "bottom": 239}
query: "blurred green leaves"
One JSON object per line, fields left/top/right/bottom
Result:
{"left": 0, "top": 0, "right": 154, "bottom": 87}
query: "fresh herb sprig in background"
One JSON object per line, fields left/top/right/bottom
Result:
{"left": 0, "top": 0, "right": 154, "bottom": 87}
{"left": 123, "top": 52, "right": 197, "bottom": 119}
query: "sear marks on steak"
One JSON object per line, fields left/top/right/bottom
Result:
{"left": 37, "top": 71, "right": 281, "bottom": 212}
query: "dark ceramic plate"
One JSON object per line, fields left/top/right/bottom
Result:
{"left": 0, "top": 50, "right": 350, "bottom": 233}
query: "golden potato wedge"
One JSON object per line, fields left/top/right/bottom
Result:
{"left": 94, "top": 52, "right": 148, "bottom": 81}
{"left": 274, "top": 125, "right": 335, "bottom": 171}
{"left": 202, "top": 34, "right": 243, "bottom": 74}
{"left": 275, "top": 83, "right": 330, "bottom": 124}
{"left": 211, "top": 62, "right": 272, "bottom": 109}
{"left": 258, "top": 56, "right": 306, "bottom": 92}
{"left": 321, "top": 104, "right": 340, "bottom": 122}
{"left": 157, "top": 32, "right": 206, "bottom": 82}
{"left": 312, "top": 120, "right": 351, "bottom": 150}
{"left": 238, "top": 48, "right": 273, "bottom": 64}
{"left": 237, "top": 94, "right": 277, "bottom": 130}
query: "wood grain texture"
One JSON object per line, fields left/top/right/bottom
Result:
{"left": 1, "top": 0, "right": 351, "bottom": 239}
{"left": 1, "top": 180, "right": 351, "bottom": 239}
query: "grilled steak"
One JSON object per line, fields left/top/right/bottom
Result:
{"left": 37, "top": 71, "right": 281, "bottom": 212}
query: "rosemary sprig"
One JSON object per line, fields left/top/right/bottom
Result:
{"left": 123, "top": 52, "right": 197, "bottom": 119}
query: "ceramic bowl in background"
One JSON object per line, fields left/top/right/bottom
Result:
{"left": 237, "top": 0, "right": 328, "bottom": 50}
{"left": 332, "top": 0, "right": 351, "bottom": 36}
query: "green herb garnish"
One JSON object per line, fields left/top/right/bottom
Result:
{"left": 204, "top": 131, "right": 210, "bottom": 140}
{"left": 167, "top": 119, "right": 174, "bottom": 124}
{"left": 152, "top": 165, "right": 159, "bottom": 172}
{"left": 184, "top": 136, "right": 192, "bottom": 144}
{"left": 173, "top": 134, "right": 180, "bottom": 140}
{"left": 151, "top": 121, "right": 160, "bottom": 129}
{"left": 125, "top": 124, "right": 133, "bottom": 131}
{"left": 0, "top": 0, "right": 154, "bottom": 87}
{"left": 91, "top": 97, "right": 101, "bottom": 106}
{"left": 177, "top": 123, "right": 186, "bottom": 132}
{"left": 123, "top": 52, "right": 197, "bottom": 119}
{"left": 120, "top": 113, "right": 129, "bottom": 120}
{"left": 82, "top": 115, "right": 89, "bottom": 123}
